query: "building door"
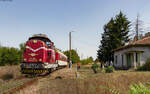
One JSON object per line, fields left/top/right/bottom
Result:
{"left": 126, "top": 53, "right": 134, "bottom": 68}
{"left": 136, "top": 53, "right": 140, "bottom": 66}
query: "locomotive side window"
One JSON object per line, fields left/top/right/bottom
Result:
{"left": 48, "top": 52, "right": 51, "bottom": 58}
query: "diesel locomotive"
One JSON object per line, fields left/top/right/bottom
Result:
{"left": 20, "top": 34, "right": 68, "bottom": 74}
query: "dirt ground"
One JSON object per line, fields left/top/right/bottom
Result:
{"left": 1, "top": 65, "right": 150, "bottom": 94}
{"left": 16, "top": 67, "right": 77, "bottom": 94}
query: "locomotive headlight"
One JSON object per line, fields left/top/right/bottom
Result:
{"left": 24, "top": 58, "right": 27, "bottom": 62}
{"left": 39, "top": 59, "right": 42, "bottom": 62}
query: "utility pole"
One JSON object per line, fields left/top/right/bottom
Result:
{"left": 69, "top": 32, "right": 72, "bottom": 65}
{"left": 69, "top": 31, "right": 75, "bottom": 68}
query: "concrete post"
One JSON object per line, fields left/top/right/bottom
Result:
{"left": 133, "top": 53, "right": 137, "bottom": 69}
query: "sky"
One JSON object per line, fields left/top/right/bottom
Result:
{"left": 0, "top": 0, "right": 150, "bottom": 59}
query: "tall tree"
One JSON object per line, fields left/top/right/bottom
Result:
{"left": 97, "top": 11, "right": 131, "bottom": 64}
{"left": 63, "top": 49, "right": 80, "bottom": 64}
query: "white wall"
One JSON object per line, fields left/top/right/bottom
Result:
{"left": 114, "top": 46, "right": 150, "bottom": 68}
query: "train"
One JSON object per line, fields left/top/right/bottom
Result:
{"left": 20, "top": 34, "right": 68, "bottom": 74}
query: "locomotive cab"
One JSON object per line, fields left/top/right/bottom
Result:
{"left": 21, "top": 34, "right": 57, "bottom": 74}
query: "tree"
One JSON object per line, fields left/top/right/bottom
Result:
{"left": 80, "top": 56, "right": 94, "bottom": 65}
{"left": 0, "top": 47, "right": 21, "bottom": 66}
{"left": 63, "top": 49, "right": 80, "bottom": 64}
{"left": 97, "top": 11, "right": 131, "bottom": 65}
{"left": 19, "top": 43, "right": 26, "bottom": 62}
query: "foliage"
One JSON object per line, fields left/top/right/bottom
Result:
{"left": 0, "top": 46, "right": 21, "bottom": 66}
{"left": 80, "top": 56, "right": 93, "bottom": 65}
{"left": 105, "top": 66, "right": 115, "bottom": 73}
{"left": 144, "top": 32, "right": 150, "bottom": 38}
{"left": 0, "top": 43, "right": 26, "bottom": 66}
{"left": 97, "top": 11, "right": 131, "bottom": 64}
{"left": 137, "top": 58, "right": 150, "bottom": 71}
{"left": 19, "top": 43, "right": 26, "bottom": 62}
{"left": 94, "top": 58, "right": 99, "bottom": 63}
{"left": 91, "top": 63, "right": 99, "bottom": 70}
{"left": 100, "top": 83, "right": 150, "bottom": 94}
{"left": 91, "top": 63, "right": 99, "bottom": 73}
{"left": 63, "top": 49, "right": 80, "bottom": 64}
{"left": 101, "top": 68, "right": 106, "bottom": 73}
{"left": 129, "top": 83, "right": 150, "bottom": 94}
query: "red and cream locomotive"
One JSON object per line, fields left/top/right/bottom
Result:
{"left": 21, "top": 34, "right": 68, "bottom": 74}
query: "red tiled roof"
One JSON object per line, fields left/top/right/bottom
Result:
{"left": 114, "top": 37, "right": 150, "bottom": 52}
{"left": 133, "top": 37, "right": 150, "bottom": 44}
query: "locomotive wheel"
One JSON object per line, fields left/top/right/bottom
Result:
{"left": 46, "top": 68, "right": 52, "bottom": 74}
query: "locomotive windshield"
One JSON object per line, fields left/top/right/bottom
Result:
{"left": 29, "top": 34, "right": 52, "bottom": 47}
{"left": 46, "top": 41, "right": 51, "bottom": 47}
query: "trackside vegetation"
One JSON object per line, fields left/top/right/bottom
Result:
{"left": 101, "top": 83, "right": 150, "bottom": 94}
{"left": 0, "top": 46, "right": 21, "bottom": 66}
{"left": 0, "top": 43, "right": 25, "bottom": 66}
{"left": 80, "top": 57, "right": 93, "bottom": 65}
{"left": 137, "top": 58, "right": 150, "bottom": 71}
{"left": 63, "top": 49, "right": 80, "bottom": 64}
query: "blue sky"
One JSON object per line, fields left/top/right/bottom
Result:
{"left": 0, "top": 0, "right": 150, "bottom": 59}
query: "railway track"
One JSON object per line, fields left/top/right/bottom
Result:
{"left": 0, "top": 68, "right": 63, "bottom": 94}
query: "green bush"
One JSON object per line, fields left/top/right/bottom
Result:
{"left": 91, "top": 63, "right": 99, "bottom": 73}
{"left": 100, "top": 83, "right": 150, "bottom": 94}
{"left": 0, "top": 46, "right": 21, "bottom": 66}
{"left": 92, "top": 63, "right": 99, "bottom": 69}
{"left": 80, "top": 57, "right": 93, "bottom": 65}
{"left": 129, "top": 83, "right": 150, "bottom": 94}
{"left": 105, "top": 66, "right": 115, "bottom": 73}
{"left": 101, "top": 68, "right": 106, "bottom": 73}
{"left": 137, "top": 58, "right": 150, "bottom": 71}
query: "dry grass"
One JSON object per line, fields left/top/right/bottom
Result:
{"left": 1, "top": 65, "right": 150, "bottom": 94}
{"left": 36, "top": 66, "right": 150, "bottom": 94}
{"left": 0, "top": 65, "right": 22, "bottom": 81}
{"left": 36, "top": 71, "right": 150, "bottom": 94}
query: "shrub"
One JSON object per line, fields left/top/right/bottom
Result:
{"left": 100, "top": 83, "right": 150, "bottom": 94}
{"left": 137, "top": 58, "right": 150, "bottom": 71}
{"left": 129, "top": 83, "right": 150, "bottom": 94}
{"left": 0, "top": 47, "right": 21, "bottom": 66}
{"left": 91, "top": 63, "right": 99, "bottom": 73}
{"left": 92, "top": 63, "right": 99, "bottom": 69}
{"left": 105, "top": 66, "right": 115, "bottom": 73}
{"left": 80, "top": 57, "right": 93, "bottom": 65}
{"left": 101, "top": 68, "right": 106, "bottom": 73}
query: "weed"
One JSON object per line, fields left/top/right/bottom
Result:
{"left": 129, "top": 83, "right": 150, "bottom": 94}
{"left": 105, "top": 66, "right": 115, "bottom": 73}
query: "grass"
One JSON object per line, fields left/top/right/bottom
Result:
{"left": 0, "top": 65, "right": 23, "bottom": 81}
{"left": 0, "top": 78, "right": 32, "bottom": 93}
{"left": 1, "top": 73, "right": 14, "bottom": 80}
{"left": 1, "top": 65, "right": 150, "bottom": 94}
{"left": 36, "top": 65, "right": 150, "bottom": 94}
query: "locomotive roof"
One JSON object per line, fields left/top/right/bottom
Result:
{"left": 29, "top": 34, "right": 51, "bottom": 42}
{"left": 57, "top": 50, "right": 67, "bottom": 58}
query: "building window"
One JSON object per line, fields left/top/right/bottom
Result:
{"left": 122, "top": 55, "right": 124, "bottom": 67}
{"left": 115, "top": 55, "right": 117, "bottom": 64}
{"left": 136, "top": 53, "right": 140, "bottom": 66}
